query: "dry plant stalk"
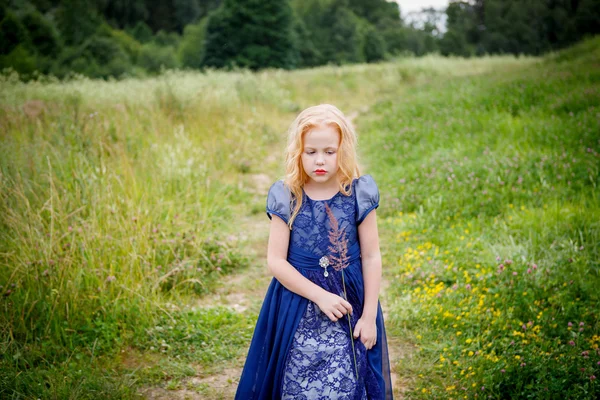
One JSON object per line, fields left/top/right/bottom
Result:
{"left": 324, "top": 203, "right": 358, "bottom": 380}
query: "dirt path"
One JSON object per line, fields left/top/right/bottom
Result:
{"left": 138, "top": 108, "right": 411, "bottom": 399}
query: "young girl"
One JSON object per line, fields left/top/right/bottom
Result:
{"left": 235, "top": 104, "right": 393, "bottom": 399}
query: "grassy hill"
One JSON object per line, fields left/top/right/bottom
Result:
{"left": 0, "top": 38, "right": 598, "bottom": 398}
{"left": 366, "top": 37, "right": 600, "bottom": 398}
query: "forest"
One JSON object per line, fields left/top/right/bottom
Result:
{"left": 1, "top": 0, "right": 599, "bottom": 79}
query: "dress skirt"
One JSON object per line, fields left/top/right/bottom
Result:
{"left": 235, "top": 243, "right": 393, "bottom": 399}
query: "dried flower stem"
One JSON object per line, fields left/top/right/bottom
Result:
{"left": 324, "top": 203, "right": 359, "bottom": 380}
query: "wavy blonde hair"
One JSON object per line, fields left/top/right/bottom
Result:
{"left": 284, "top": 104, "right": 361, "bottom": 229}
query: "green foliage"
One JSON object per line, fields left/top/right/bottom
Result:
{"left": 153, "top": 29, "right": 180, "bottom": 47}
{"left": 291, "top": 15, "right": 320, "bottom": 67}
{"left": 56, "top": 35, "right": 133, "bottom": 78}
{"left": 56, "top": 0, "right": 101, "bottom": 46}
{"left": 130, "top": 20, "right": 153, "bottom": 43}
{"left": 138, "top": 42, "right": 178, "bottom": 73}
{"left": 21, "top": 10, "right": 62, "bottom": 57}
{"left": 0, "top": 44, "right": 36, "bottom": 76}
{"left": 203, "top": 0, "right": 298, "bottom": 70}
{"left": 179, "top": 18, "right": 208, "bottom": 69}
{"left": 0, "top": 11, "right": 29, "bottom": 55}
{"left": 362, "top": 25, "right": 386, "bottom": 62}
{"left": 97, "top": 0, "right": 149, "bottom": 31}
{"left": 173, "top": 0, "right": 201, "bottom": 29}
{"left": 441, "top": 0, "right": 600, "bottom": 57}
{"left": 108, "top": 28, "right": 142, "bottom": 64}
{"left": 297, "top": 0, "right": 364, "bottom": 65}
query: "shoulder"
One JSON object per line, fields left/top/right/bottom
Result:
{"left": 353, "top": 175, "right": 379, "bottom": 224}
{"left": 353, "top": 174, "right": 379, "bottom": 198}
{"left": 266, "top": 180, "right": 291, "bottom": 223}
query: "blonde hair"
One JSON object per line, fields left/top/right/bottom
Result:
{"left": 284, "top": 104, "right": 361, "bottom": 229}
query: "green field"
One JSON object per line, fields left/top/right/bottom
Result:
{"left": 1, "top": 38, "right": 598, "bottom": 399}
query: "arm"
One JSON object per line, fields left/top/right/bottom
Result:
{"left": 354, "top": 209, "right": 382, "bottom": 349}
{"left": 267, "top": 215, "right": 353, "bottom": 322}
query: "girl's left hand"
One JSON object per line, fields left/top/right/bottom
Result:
{"left": 353, "top": 317, "right": 377, "bottom": 350}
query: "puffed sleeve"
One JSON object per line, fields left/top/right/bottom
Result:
{"left": 355, "top": 174, "right": 380, "bottom": 224}
{"left": 266, "top": 180, "right": 291, "bottom": 223}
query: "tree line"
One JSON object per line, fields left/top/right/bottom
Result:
{"left": 0, "top": 0, "right": 598, "bottom": 80}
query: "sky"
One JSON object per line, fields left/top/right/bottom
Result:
{"left": 395, "top": 0, "right": 450, "bottom": 15}
{"left": 395, "top": 0, "right": 450, "bottom": 32}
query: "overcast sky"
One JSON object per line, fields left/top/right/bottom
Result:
{"left": 395, "top": 0, "right": 450, "bottom": 15}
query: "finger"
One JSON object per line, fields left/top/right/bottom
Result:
{"left": 333, "top": 309, "right": 343, "bottom": 319}
{"left": 327, "top": 312, "right": 338, "bottom": 322}
{"left": 353, "top": 325, "right": 361, "bottom": 339}
{"left": 335, "top": 304, "right": 348, "bottom": 315}
{"left": 341, "top": 299, "right": 353, "bottom": 314}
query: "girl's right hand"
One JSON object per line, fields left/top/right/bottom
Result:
{"left": 315, "top": 291, "right": 353, "bottom": 322}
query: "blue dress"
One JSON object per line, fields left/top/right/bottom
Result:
{"left": 235, "top": 175, "right": 393, "bottom": 400}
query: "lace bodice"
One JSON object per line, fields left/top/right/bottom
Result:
{"left": 266, "top": 175, "right": 379, "bottom": 256}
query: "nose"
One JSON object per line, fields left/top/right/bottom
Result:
{"left": 316, "top": 155, "right": 325, "bottom": 165}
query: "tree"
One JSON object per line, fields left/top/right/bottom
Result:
{"left": 203, "top": 0, "right": 298, "bottom": 70}
{"left": 96, "top": 0, "right": 149, "bottom": 30}
{"left": 130, "top": 21, "right": 152, "bottom": 43}
{"left": 21, "top": 10, "right": 62, "bottom": 57}
{"left": 0, "top": 12, "right": 29, "bottom": 54}
{"left": 440, "top": 1, "right": 477, "bottom": 56}
{"left": 362, "top": 25, "right": 386, "bottom": 62}
{"left": 56, "top": 0, "right": 101, "bottom": 46}
{"left": 575, "top": 0, "right": 600, "bottom": 37}
{"left": 291, "top": 15, "right": 320, "bottom": 67}
{"left": 174, "top": 0, "right": 201, "bottom": 30}
{"left": 179, "top": 18, "right": 208, "bottom": 69}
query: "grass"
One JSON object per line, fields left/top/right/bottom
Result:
{"left": 0, "top": 37, "right": 597, "bottom": 398}
{"left": 364, "top": 37, "right": 600, "bottom": 398}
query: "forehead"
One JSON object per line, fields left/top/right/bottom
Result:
{"left": 303, "top": 124, "right": 340, "bottom": 147}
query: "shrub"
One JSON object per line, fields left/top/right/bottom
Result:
{"left": 138, "top": 42, "right": 178, "bottom": 73}
{"left": 362, "top": 25, "right": 386, "bottom": 63}
{"left": 0, "top": 44, "right": 36, "bottom": 77}
{"left": 178, "top": 18, "right": 207, "bottom": 69}
{"left": 21, "top": 10, "right": 62, "bottom": 57}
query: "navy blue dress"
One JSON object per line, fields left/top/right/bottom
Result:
{"left": 235, "top": 175, "right": 393, "bottom": 400}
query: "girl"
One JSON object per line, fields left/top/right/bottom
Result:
{"left": 235, "top": 104, "right": 393, "bottom": 399}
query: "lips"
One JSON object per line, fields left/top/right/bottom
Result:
{"left": 315, "top": 169, "right": 327, "bottom": 175}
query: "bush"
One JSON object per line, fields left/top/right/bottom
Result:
{"left": 21, "top": 10, "right": 62, "bottom": 57}
{"left": 153, "top": 30, "right": 180, "bottom": 47}
{"left": 130, "top": 20, "right": 153, "bottom": 43}
{"left": 138, "top": 42, "right": 178, "bottom": 73}
{"left": 0, "top": 44, "right": 36, "bottom": 77}
{"left": 178, "top": 18, "right": 207, "bottom": 69}
{"left": 57, "top": 35, "right": 133, "bottom": 79}
{"left": 96, "top": 23, "right": 142, "bottom": 64}
{"left": 362, "top": 25, "right": 386, "bottom": 63}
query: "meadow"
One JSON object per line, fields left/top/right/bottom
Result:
{"left": 0, "top": 38, "right": 598, "bottom": 399}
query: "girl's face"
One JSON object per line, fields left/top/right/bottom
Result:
{"left": 301, "top": 124, "right": 340, "bottom": 186}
